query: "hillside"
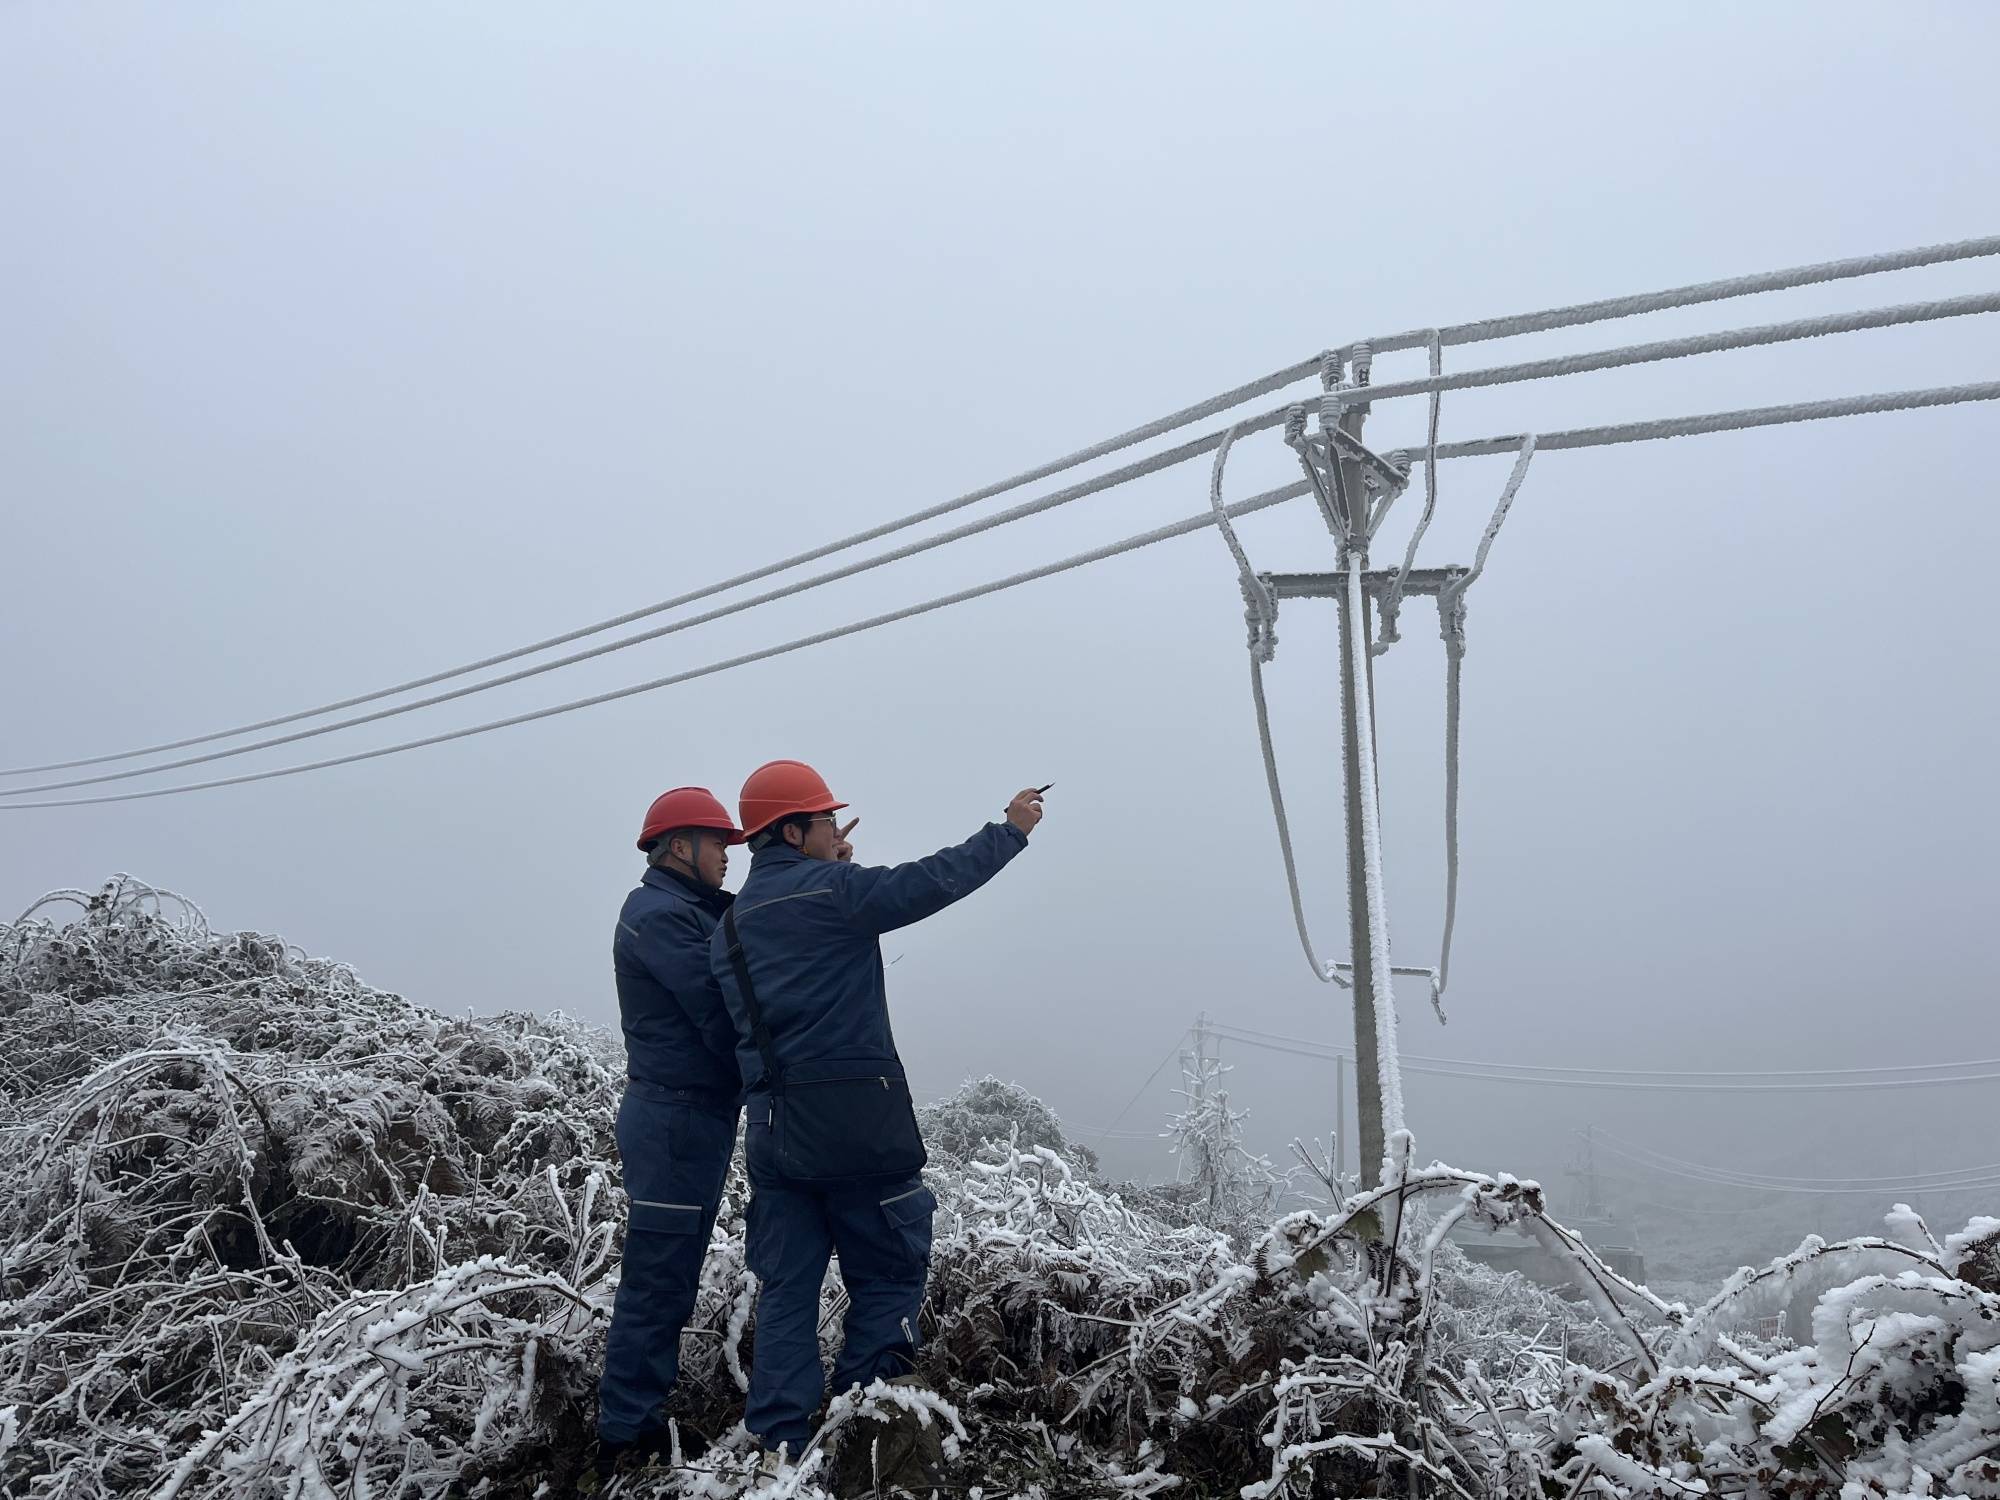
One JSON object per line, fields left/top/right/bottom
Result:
{"left": 2, "top": 877, "right": 1994, "bottom": 1499}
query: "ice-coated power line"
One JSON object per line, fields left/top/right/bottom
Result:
{"left": 1588, "top": 1133, "right": 2000, "bottom": 1197}
{"left": 0, "top": 363, "right": 1323, "bottom": 778}
{"left": 5, "top": 377, "right": 1998, "bottom": 811}
{"left": 1208, "top": 423, "right": 1353, "bottom": 992}
{"left": 1, "top": 404, "right": 1305, "bottom": 797}
{"left": 1089, "top": 1033, "right": 1194, "bottom": 1146}
{"left": 11, "top": 235, "right": 1995, "bottom": 782}
{"left": 1422, "top": 380, "right": 2000, "bottom": 461}
{"left": 1212, "top": 1019, "right": 2000, "bottom": 1080}
{"left": 1337, "top": 289, "right": 2000, "bottom": 416}
{"left": 20, "top": 287, "right": 1998, "bottom": 799}
{"left": 1348, "top": 232, "right": 2000, "bottom": 359}
{"left": 0, "top": 479, "right": 1304, "bottom": 809}
{"left": 1203, "top": 1023, "right": 2000, "bottom": 1094}
{"left": 1590, "top": 1130, "right": 2000, "bottom": 1189}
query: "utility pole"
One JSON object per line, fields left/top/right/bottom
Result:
{"left": 1334, "top": 1051, "right": 1348, "bottom": 1182}
{"left": 1328, "top": 353, "right": 1391, "bottom": 1188}
{"left": 1266, "top": 359, "right": 1454, "bottom": 1191}
{"left": 1174, "top": 1016, "right": 1205, "bottom": 1185}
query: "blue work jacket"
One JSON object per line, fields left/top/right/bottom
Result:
{"left": 710, "top": 820, "right": 1028, "bottom": 1094}
{"left": 613, "top": 866, "right": 741, "bottom": 1107}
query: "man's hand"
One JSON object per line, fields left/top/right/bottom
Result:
{"left": 833, "top": 817, "right": 859, "bottom": 862}
{"left": 1005, "top": 788, "right": 1045, "bottom": 837}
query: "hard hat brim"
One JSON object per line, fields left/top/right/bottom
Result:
{"left": 741, "top": 797, "right": 847, "bottom": 840}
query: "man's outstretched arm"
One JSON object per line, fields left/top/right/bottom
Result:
{"left": 832, "top": 788, "right": 1045, "bottom": 935}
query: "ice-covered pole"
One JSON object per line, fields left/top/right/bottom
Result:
{"left": 1324, "top": 353, "right": 1409, "bottom": 1187}
{"left": 1343, "top": 551, "right": 1406, "bottom": 1155}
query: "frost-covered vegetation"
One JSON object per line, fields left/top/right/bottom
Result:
{"left": 2, "top": 877, "right": 1995, "bottom": 1498}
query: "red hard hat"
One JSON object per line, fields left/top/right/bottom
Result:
{"left": 738, "top": 759, "right": 847, "bottom": 839}
{"left": 637, "top": 786, "right": 744, "bottom": 851}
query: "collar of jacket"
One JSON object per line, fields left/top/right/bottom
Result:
{"left": 747, "top": 842, "right": 814, "bottom": 873}
{"left": 642, "top": 863, "right": 735, "bottom": 916}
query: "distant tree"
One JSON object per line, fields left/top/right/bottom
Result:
{"left": 918, "top": 1074, "right": 1101, "bottom": 1179}
{"left": 1163, "top": 1053, "right": 1287, "bottom": 1235}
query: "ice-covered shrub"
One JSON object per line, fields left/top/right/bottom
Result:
{"left": 0, "top": 878, "right": 625, "bottom": 1498}
{"left": 2, "top": 878, "right": 1993, "bottom": 1499}
{"left": 917, "top": 1076, "right": 1100, "bottom": 1181}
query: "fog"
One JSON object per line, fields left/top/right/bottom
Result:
{"left": 4, "top": 5, "right": 1995, "bottom": 1275}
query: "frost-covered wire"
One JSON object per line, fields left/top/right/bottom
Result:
{"left": 1437, "top": 436, "right": 1538, "bottom": 618}
{"left": 14, "top": 239, "right": 2000, "bottom": 789}
{"left": 0, "top": 476, "right": 1315, "bottom": 809}
{"left": 7, "top": 378, "right": 1999, "bottom": 811}
{"left": 0, "top": 405, "right": 1298, "bottom": 799}
{"left": 1425, "top": 435, "right": 1538, "bottom": 1016}
{"left": 1427, "top": 377, "right": 2000, "bottom": 461}
{"left": 1352, "top": 287, "right": 2000, "bottom": 414}
{"left": 1373, "top": 329, "right": 1444, "bottom": 654}
{"left": 1591, "top": 1131, "right": 2000, "bottom": 1196}
{"left": 1209, "top": 422, "right": 1353, "bottom": 990}
{"left": 1597, "top": 1128, "right": 2000, "bottom": 1188}
{"left": 1203, "top": 1018, "right": 2000, "bottom": 1092}
{"left": 1241, "top": 653, "right": 1357, "bottom": 991}
{"left": 2, "top": 359, "right": 1328, "bottom": 779}
{"left": 1212, "top": 1016, "right": 2000, "bottom": 1080}
{"left": 1351, "top": 231, "right": 2000, "bottom": 358}
{"left": 1082, "top": 1034, "right": 1194, "bottom": 1148}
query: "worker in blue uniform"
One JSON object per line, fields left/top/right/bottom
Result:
{"left": 711, "top": 758, "right": 1045, "bottom": 1467}
{"left": 596, "top": 786, "right": 746, "bottom": 1467}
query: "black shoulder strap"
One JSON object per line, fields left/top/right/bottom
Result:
{"left": 722, "top": 905, "right": 783, "bottom": 1091}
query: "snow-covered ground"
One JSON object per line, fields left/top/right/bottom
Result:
{"left": 3, "top": 877, "right": 1994, "bottom": 1498}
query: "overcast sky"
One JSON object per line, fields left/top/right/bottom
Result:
{"left": 4, "top": 5, "right": 1995, "bottom": 1241}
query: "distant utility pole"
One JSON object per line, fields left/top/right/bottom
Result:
{"left": 1334, "top": 1052, "right": 1348, "bottom": 1181}
{"left": 1175, "top": 1013, "right": 1213, "bottom": 1189}
{"left": 1188, "top": 1011, "right": 1213, "bottom": 1102}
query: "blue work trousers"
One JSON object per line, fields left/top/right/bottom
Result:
{"left": 743, "top": 1107, "right": 938, "bottom": 1451}
{"left": 598, "top": 1083, "right": 739, "bottom": 1443}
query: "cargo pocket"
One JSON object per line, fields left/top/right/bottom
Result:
{"left": 878, "top": 1184, "right": 936, "bottom": 1277}
{"left": 629, "top": 1199, "right": 704, "bottom": 1237}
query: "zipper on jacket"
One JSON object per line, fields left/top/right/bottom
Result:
{"left": 782, "top": 1073, "right": 903, "bottom": 1088}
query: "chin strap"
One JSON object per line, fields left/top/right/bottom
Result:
{"left": 656, "top": 829, "right": 723, "bottom": 891}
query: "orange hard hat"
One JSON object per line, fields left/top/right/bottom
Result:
{"left": 637, "top": 786, "right": 744, "bottom": 851}
{"left": 738, "top": 759, "right": 847, "bottom": 839}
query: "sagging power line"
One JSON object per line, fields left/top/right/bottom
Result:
{"left": 7, "top": 234, "right": 1997, "bottom": 789}
{"left": 11, "top": 295, "right": 1998, "bottom": 801}
{"left": 0, "top": 362, "right": 1327, "bottom": 778}
{"left": 1588, "top": 1130, "right": 2000, "bottom": 1197}
{"left": 1201, "top": 1020, "right": 2000, "bottom": 1093}
{"left": 4, "top": 377, "right": 1996, "bottom": 813}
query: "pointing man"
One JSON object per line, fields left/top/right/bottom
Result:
{"left": 711, "top": 759, "right": 1044, "bottom": 1470}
